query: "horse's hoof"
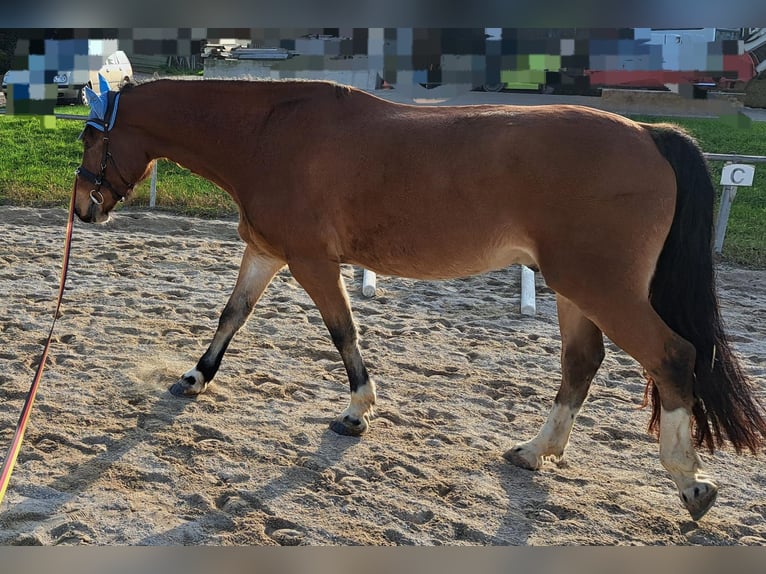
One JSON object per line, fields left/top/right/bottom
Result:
{"left": 329, "top": 415, "right": 368, "bottom": 436}
{"left": 169, "top": 374, "right": 206, "bottom": 398}
{"left": 681, "top": 480, "right": 718, "bottom": 521}
{"left": 503, "top": 444, "right": 542, "bottom": 470}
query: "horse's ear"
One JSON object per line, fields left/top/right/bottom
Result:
{"left": 98, "top": 73, "right": 109, "bottom": 95}
{"left": 84, "top": 86, "right": 106, "bottom": 119}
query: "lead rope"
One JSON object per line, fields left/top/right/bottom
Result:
{"left": 0, "top": 187, "right": 76, "bottom": 507}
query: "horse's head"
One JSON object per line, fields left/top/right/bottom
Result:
{"left": 73, "top": 77, "right": 153, "bottom": 223}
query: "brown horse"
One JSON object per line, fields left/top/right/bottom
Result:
{"left": 73, "top": 79, "right": 766, "bottom": 521}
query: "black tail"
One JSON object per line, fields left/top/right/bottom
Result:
{"left": 643, "top": 122, "right": 766, "bottom": 454}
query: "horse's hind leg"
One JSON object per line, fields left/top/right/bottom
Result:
{"left": 597, "top": 302, "right": 718, "bottom": 520}
{"left": 505, "top": 294, "right": 605, "bottom": 469}
{"left": 288, "top": 258, "right": 375, "bottom": 436}
{"left": 170, "top": 246, "right": 285, "bottom": 396}
{"left": 567, "top": 293, "right": 717, "bottom": 520}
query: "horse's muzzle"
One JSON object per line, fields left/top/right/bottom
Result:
{"left": 74, "top": 198, "right": 109, "bottom": 224}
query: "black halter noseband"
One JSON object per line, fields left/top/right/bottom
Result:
{"left": 75, "top": 91, "right": 135, "bottom": 205}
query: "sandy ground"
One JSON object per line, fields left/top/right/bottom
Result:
{"left": 0, "top": 205, "right": 764, "bottom": 546}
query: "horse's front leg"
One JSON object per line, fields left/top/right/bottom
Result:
{"left": 288, "top": 258, "right": 376, "bottom": 436}
{"left": 506, "top": 295, "right": 605, "bottom": 468}
{"left": 170, "top": 246, "right": 285, "bottom": 396}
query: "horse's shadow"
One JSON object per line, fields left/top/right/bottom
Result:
{"left": 135, "top": 422, "right": 362, "bottom": 545}
{"left": 10, "top": 384, "right": 546, "bottom": 545}
{"left": 493, "top": 459, "right": 550, "bottom": 544}
{"left": 2, "top": 388, "right": 193, "bottom": 543}
{"left": 128, "top": 414, "right": 546, "bottom": 545}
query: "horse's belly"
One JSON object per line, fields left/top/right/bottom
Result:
{"left": 348, "top": 240, "right": 538, "bottom": 281}
{"left": 480, "top": 245, "right": 538, "bottom": 274}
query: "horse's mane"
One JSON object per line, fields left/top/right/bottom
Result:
{"left": 119, "top": 80, "right": 138, "bottom": 94}
{"left": 118, "top": 77, "right": 354, "bottom": 100}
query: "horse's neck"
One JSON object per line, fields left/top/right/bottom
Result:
{"left": 132, "top": 80, "right": 317, "bottom": 137}
{"left": 127, "top": 82, "right": 285, "bottom": 190}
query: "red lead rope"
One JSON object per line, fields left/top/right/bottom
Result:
{"left": 0, "top": 189, "right": 76, "bottom": 507}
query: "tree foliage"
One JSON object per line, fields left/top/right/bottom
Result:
{"left": 0, "top": 30, "right": 19, "bottom": 76}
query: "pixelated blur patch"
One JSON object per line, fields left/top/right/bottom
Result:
{"left": 720, "top": 112, "right": 753, "bottom": 130}
{"left": 4, "top": 35, "right": 94, "bottom": 121}
{"left": 40, "top": 115, "right": 57, "bottom": 129}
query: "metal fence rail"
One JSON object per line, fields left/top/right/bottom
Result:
{"left": 704, "top": 153, "right": 766, "bottom": 163}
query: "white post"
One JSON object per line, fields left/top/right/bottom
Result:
{"left": 520, "top": 265, "right": 536, "bottom": 315}
{"left": 714, "top": 161, "right": 756, "bottom": 254}
{"left": 149, "top": 162, "right": 158, "bottom": 208}
{"left": 362, "top": 269, "right": 377, "bottom": 297}
{"left": 714, "top": 185, "right": 738, "bottom": 254}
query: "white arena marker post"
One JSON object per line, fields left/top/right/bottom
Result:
{"left": 520, "top": 265, "right": 536, "bottom": 316}
{"left": 715, "top": 163, "right": 755, "bottom": 254}
{"left": 362, "top": 269, "right": 377, "bottom": 297}
{"left": 149, "top": 161, "right": 158, "bottom": 208}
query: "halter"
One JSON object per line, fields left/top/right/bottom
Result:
{"left": 75, "top": 89, "right": 136, "bottom": 205}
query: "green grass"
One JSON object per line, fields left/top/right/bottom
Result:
{"left": 0, "top": 106, "right": 765, "bottom": 266}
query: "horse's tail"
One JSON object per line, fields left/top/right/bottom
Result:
{"left": 643, "top": 122, "right": 766, "bottom": 454}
